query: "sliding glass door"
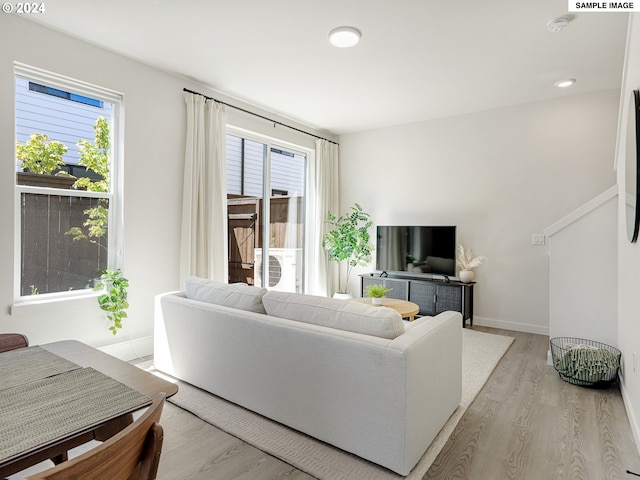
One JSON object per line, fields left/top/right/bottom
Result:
{"left": 226, "top": 132, "right": 306, "bottom": 293}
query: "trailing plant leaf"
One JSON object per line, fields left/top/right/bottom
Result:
{"left": 94, "top": 268, "right": 129, "bottom": 335}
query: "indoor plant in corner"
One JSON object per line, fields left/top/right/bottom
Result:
{"left": 94, "top": 268, "right": 129, "bottom": 335}
{"left": 364, "top": 284, "right": 392, "bottom": 305}
{"left": 322, "top": 203, "right": 374, "bottom": 299}
{"left": 456, "top": 245, "right": 487, "bottom": 283}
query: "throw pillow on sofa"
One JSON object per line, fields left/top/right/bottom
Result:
{"left": 184, "top": 277, "right": 267, "bottom": 314}
{"left": 262, "top": 291, "right": 405, "bottom": 339}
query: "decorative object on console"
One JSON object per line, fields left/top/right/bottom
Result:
{"left": 322, "top": 203, "right": 374, "bottom": 298}
{"left": 456, "top": 244, "right": 487, "bottom": 283}
{"left": 364, "top": 284, "right": 392, "bottom": 305}
{"left": 94, "top": 268, "right": 129, "bottom": 335}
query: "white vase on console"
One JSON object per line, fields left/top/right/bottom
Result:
{"left": 458, "top": 269, "right": 475, "bottom": 283}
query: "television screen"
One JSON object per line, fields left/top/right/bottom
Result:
{"left": 376, "top": 226, "right": 456, "bottom": 277}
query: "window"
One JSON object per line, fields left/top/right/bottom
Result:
{"left": 14, "top": 65, "right": 123, "bottom": 300}
{"left": 226, "top": 132, "right": 307, "bottom": 293}
{"left": 28, "top": 82, "right": 104, "bottom": 108}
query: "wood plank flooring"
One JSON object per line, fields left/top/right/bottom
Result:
{"left": 426, "top": 327, "right": 640, "bottom": 480}
{"left": 154, "top": 327, "right": 640, "bottom": 480}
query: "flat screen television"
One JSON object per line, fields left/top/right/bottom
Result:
{"left": 376, "top": 225, "right": 457, "bottom": 278}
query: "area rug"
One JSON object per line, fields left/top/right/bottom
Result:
{"left": 163, "top": 329, "right": 514, "bottom": 479}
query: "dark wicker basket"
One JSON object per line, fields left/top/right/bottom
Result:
{"left": 550, "top": 337, "right": 621, "bottom": 388}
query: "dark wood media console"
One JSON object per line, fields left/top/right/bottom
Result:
{"left": 360, "top": 273, "right": 474, "bottom": 327}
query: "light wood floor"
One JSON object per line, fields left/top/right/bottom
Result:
{"left": 156, "top": 327, "right": 640, "bottom": 480}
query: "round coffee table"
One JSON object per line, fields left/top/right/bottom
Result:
{"left": 352, "top": 298, "right": 420, "bottom": 321}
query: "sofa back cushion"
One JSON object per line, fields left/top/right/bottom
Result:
{"left": 184, "top": 277, "right": 267, "bottom": 314}
{"left": 262, "top": 291, "right": 405, "bottom": 339}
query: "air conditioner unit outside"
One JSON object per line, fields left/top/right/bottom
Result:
{"left": 254, "top": 248, "right": 303, "bottom": 293}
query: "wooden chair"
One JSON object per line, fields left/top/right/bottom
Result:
{"left": 27, "top": 392, "right": 166, "bottom": 480}
{"left": 0, "top": 333, "right": 29, "bottom": 353}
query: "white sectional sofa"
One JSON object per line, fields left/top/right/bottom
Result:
{"left": 154, "top": 277, "right": 462, "bottom": 475}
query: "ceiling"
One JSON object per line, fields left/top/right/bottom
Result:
{"left": 24, "top": 0, "right": 629, "bottom": 135}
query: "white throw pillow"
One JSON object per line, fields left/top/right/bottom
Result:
{"left": 184, "top": 277, "right": 267, "bottom": 314}
{"left": 262, "top": 291, "right": 405, "bottom": 339}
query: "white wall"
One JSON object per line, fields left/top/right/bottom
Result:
{"left": 339, "top": 90, "right": 619, "bottom": 335}
{"left": 616, "top": 13, "right": 640, "bottom": 453}
{"left": 0, "top": 15, "right": 329, "bottom": 358}
{"left": 546, "top": 191, "right": 617, "bottom": 346}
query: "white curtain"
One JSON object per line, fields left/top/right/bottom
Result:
{"left": 305, "top": 139, "right": 339, "bottom": 296}
{"left": 179, "top": 92, "right": 228, "bottom": 285}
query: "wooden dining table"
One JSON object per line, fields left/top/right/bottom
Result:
{"left": 0, "top": 340, "right": 178, "bottom": 478}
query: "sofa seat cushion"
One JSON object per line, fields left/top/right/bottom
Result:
{"left": 262, "top": 291, "right": 405, "bottom": 339}
{"left": 184, "top": 277, "right": 267, "bottom": 314}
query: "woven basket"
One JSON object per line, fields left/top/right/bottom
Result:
{"left": 550, "top": 337, "right": 621, "bottom": 388}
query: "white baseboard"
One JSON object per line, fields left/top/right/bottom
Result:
{"left": 620, "top": 377, "right": 640, "bottom": 458}
{"left": 98, "top": 335, "right": 153, "bottom": 362}
{"left": 472, "top": 315, "right": 549, "bottom": 336}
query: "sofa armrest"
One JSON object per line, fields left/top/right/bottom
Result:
{"left": 389, "top": 310, "right": 462, "bottom": 471}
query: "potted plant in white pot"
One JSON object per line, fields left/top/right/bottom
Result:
{"left": 456, "top": 245, "right": 487, "bottom": 283}
{"left": 322, "top": 203, "right": 374, "bottom": 299}
{"left": 364, "top": 284, "right": 392, "bottom": 305}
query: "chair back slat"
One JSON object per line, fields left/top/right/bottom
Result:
{"left": 0, "top": 333, "right": 29, "bottom": 353}
{"left": 28, "top": 392, "right": 166, "bottom": 480}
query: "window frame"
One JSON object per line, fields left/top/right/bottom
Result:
{"left": 13, "top": 63, "right": 125, "bottom": 304}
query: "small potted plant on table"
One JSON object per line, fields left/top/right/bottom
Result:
{"left": 364, "top": 284, "right": 392, "bottom": 305}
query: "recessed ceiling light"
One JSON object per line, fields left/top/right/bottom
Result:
{"left": 555, "top": 78, "right": 577, "bottom": 88}
{"left": 329, "top": 27, "right": 361, "bottom": 48}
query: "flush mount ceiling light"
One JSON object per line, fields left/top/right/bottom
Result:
{"left": 547, "top": 16, "right": 570, "bottom": 33}
{"left": 329, "top": 27, "right": 361, "bottom": 48}
{"left": 555, "top": 78, "right": 577, "bottom": 88}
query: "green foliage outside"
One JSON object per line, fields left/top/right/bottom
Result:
{"left": 322, "top": 203, "right": 374, "bottom": 294}
{"left": 16, "top": 133, "right": 69, "bottom": 175}
{"left": 16, "top": 117, "right": 111, "bottom": 249}
{"left": 94, "top": 269, "right": 129, "bottom": 335}
{"left": 65, "top": 116, "right": 111, "bottom": 247}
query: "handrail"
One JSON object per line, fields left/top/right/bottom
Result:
{"left": 543, "top": 185, "right": 618, "bottom": 237}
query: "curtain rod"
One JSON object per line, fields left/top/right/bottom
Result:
{"left": 183, "top": 88, "right": 339, "bottom": 146}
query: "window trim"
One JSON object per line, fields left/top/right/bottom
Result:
{"left": 13, "top": 63, "right": 125, "bottom": 305}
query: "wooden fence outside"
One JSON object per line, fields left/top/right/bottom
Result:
{"left": 17, "top": 178, "right": 302, "bottom": 294}
{"left": 227, "top": 194, "right": 303, "bottom": 285}
{"left": 17, "top": 173, "right": 107, "bottom": 296}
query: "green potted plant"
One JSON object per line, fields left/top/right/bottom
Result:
{"left": 94, "top": 268, "right": 129, "bottom": 335}
{"left": 322, "top": 203, "right": 374, "bottom": 298}
{"left": 456, "top": 245, "right": 487, "bottom": 283}
{"left": 364, "top": 284, "right": 392, "bottom": 305}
